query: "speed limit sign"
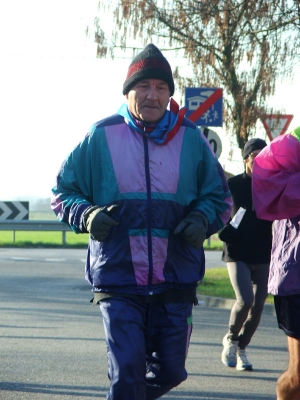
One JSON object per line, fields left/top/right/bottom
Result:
{"left": 201, "top": 127, "right": 222, "bottom": 158}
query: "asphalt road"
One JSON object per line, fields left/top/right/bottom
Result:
{"left": 0, "top": 248, "right": 286, "bottom": 400}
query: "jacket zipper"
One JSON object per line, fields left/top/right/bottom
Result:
{"left": 143, "top": 136, "right": 153, "bottom": 293}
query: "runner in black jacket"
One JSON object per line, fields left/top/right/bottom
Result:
{"left": 218, "top": 138, "right": 273, "bottom": 371}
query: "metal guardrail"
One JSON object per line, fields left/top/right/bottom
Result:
{"left": 0, "top": 220, "right": 71, "bottom": 245}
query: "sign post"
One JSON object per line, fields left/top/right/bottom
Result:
{"left": 261, "top": 115, "right": 294, "bottom": 141}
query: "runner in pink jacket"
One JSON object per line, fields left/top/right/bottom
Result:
{"left": 252, "top": 126, "right": 300, "bottom": 400}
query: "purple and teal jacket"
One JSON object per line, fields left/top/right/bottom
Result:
{"left": 51, "top": 104, "right": 232, "bottom": 296}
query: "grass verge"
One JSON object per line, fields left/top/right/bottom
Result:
{"left": 0, "top": 231, "right": 89, "bottom": 248}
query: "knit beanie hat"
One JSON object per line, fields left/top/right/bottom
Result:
{"left": 243, "top": 138, "right": 267, "bottom": 159}
{"left": 122, "top": 44, "right": 174, "bottom": 96}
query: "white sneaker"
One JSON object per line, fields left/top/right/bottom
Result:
{"left": 236, "top": 348, "right": 253, "bottom": 371}
{"left": 221, "top": 335, "right": 238, "bottom": 367}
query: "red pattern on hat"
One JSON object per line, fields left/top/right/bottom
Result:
{"left": 126, "top": 58, "right": 172, "bottom": 80}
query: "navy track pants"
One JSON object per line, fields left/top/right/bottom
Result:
{"left": 100, "top": 297, "right": 193, "bottom": 400}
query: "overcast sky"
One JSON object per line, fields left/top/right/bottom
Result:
{"left": 0, "top": 0, "right": 299, "bottom": 201}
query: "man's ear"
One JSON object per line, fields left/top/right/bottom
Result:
{"left": 125, "top": 94, "right": 128, "bottom": 99}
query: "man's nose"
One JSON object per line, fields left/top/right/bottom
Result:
{"left": 146, "top": 87, "right": 159, "bottom": 99}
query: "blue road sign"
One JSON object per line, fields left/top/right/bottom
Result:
{"left": 185, "top": 87, "right": 223, "bottom": 127}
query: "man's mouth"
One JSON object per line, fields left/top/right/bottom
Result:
{"left": 143, "top": 105, "right": 158, "bottom": 109}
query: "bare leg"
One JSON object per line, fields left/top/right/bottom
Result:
{"left": 276, "top": 336, "right": 300, "bottom": 400}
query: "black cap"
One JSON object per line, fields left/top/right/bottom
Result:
{"left": 243, "top": 138, "right": 267, "bottom": 159}
{"left": 122, "top": 44, "right": 174, "bottom": 96}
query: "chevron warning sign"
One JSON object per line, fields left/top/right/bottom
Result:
{"left": 0, "top": 201, "right": 29, "bottom": 220}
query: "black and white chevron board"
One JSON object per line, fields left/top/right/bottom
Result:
{"left": 0, "top": 201, "right": 29, "bottom": 220}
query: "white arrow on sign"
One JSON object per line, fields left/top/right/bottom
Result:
{"left": 0, "top": 202, "right": 11, "bottom": 220}
{"left": 13, "top": 201, "right": 29, "bottom": 220}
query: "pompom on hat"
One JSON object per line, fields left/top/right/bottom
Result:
{"left": 243, "top": 138, "right": 267, "bottom": 159}
{"left": 122, "top": 44, "right": 175, "bottom": 96}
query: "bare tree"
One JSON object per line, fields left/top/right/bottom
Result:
{"left": 90, "top": 0, "right": 300, "bottom": 149}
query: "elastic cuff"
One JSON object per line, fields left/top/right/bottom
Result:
{"left": 82, "top": 205, "right": 100, "bottom": 230}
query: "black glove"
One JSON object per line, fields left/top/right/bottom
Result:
{"left": 218, "top": 224, "right": 238, "bottom": 243}
{"left": 174, "top": 211, "right": 208, "bottom": 249}
{"left": 83, "top": 204, "right": 119, "bottom": 242}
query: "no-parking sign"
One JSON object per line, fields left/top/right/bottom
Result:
{"left": 185, "top": 87, "right": 223, "bottom": 127}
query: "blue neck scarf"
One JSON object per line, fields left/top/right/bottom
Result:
{"left": 117, "top": 103, "right": 178, "bottom": 145}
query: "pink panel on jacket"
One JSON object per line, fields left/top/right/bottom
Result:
{"left": 105, "top": 124, "right": 185, "bottom": 194}
{"left": 151, "top": 236, "right": 168, "bottom": 284}
{"left": 129, "top": 235, "right": 168, "bottom": 286}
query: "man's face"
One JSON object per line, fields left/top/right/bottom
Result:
{"left": 244, "top": 149, "right": 263, "bottom": 176}
{"left": 125, "top": 79, "right": 170, "bottom": 123}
